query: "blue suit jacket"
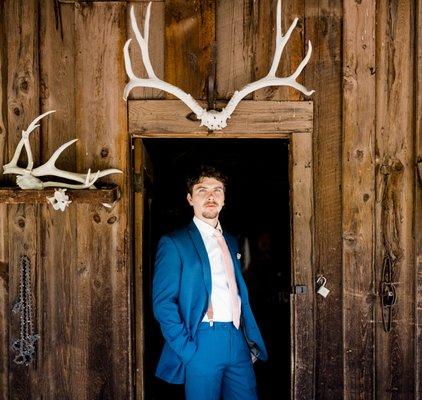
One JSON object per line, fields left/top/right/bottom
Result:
{"left": 152, "top": 221, "right": 268, "bottom": 384}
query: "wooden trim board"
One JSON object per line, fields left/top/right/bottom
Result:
{"left": 129, "top": 100, "right": 313, "bottom": 138}
{"left": 0, "top": 185, "right": 120, "bottom": 204}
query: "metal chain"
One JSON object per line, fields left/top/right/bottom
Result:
{"left": 11, "top": 255, "right": 40, "bottom": 366}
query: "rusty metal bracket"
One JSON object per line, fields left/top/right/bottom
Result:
{"left": 206, "top": 41, "right": 217, "bottom": 112}
{"left": 380, "top": 254, "right": 397, "bottom": 332}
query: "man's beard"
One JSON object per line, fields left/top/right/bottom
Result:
{"left": 202, "top": 210, "right": 219, "bottom": 219}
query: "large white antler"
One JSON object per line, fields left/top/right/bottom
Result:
{"left": 123, "top": 0, "right": 314, "bottom": 131}
{"left": 2, "top": 111, "right": 122, "bottom": 189}
{"left": 123, "top": 3, "right": 205, "bottom": 117}
{"left": 224, "top": 0, "right": 314, "bottom": 117}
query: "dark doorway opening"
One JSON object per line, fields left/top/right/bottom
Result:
{"left": 140, "top": 138, "right": 291, "bottom": 400}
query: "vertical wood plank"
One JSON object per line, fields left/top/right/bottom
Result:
{"left": 4, "top": 1, "right": 40, "bottom": 399}
{"left": 133, "top": 140, "right": 156, "bottom": 399}
{"left": 253, "top": 0, "right": 305, "bottom": 101}
{"left": 343, "top": 1, "right": 376, "bottom": 399}
{"left": 375, "top": 1, "right": 415, "bottom": 398}
{"left": 415, "top": 0, "right": 422, "bottom": 397}
{"left": 0, "top": 1, "right": 7, "bottom": 180}
{"left": 216, "top": 0, "right": 254, "bottom": 99}
{"left": 165, "top": 0, "right": 215, "bottom": 101}
{"left": 126, "top": 1, "right": 165, "bottom": 100}
{"left": 133, "top": 140, "right": 144, "bottom": 399}
{"left": 290, "top": 130, "right": 315, "bottom": 400}
{"left": 0, "top": 2, "right": 9, "bottom": 399}
{"left": 75, "top": 3, "right": 131, "bottom": 399}
{"left": 303, "top": 1, "right": 344, "bottom": 398}
{"left": 0, "top": 203, "right": 8, "bottom": 400}
{"left": 38, "top": 2, "right": 78, "bottom": 398}
{"left": 6, "top": 0, "right": 40, "bottom": 165}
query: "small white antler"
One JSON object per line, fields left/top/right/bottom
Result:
{"left": 2, "top": 111, "right": 122, "bottom": 189}
{"left": 123, "top": 0, "right": 314, "bottom": 131}
{"left": 4, "top": 110, "right": 56, "bottom": 173}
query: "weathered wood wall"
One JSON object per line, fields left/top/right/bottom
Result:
{"left": 0, "top": 0, "right": 420, "bottom": 399}
{"left": 0, "top": 1, "right": 131, "bottom": 399}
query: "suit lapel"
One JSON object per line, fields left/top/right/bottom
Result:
{"left": 188, "top": 221, "right": 212, "bottom": 298}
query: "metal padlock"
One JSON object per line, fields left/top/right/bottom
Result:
{"left": 316, "top": 276, "right": 330, "bottom": 298}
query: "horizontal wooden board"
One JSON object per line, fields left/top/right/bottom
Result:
{"left": 129, "top": 100, "right": 313, "bottom": 136}
{"left": 59, "top": 1, "right": 164, "bottom": 3}
{"left": 0, "top": 185, "right": 120, "bottom": 204}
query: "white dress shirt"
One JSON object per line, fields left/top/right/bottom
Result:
{"left": 193, "top": 216, "right": 242, "bottom": 323}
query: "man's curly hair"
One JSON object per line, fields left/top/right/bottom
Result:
{"left": 186, "top": 165, "right": 228, "bottom": 195}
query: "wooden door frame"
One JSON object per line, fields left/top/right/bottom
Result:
{"left": 130, "top": 99, "right": 315, "bottom": 400}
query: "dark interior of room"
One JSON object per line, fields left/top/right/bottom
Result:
{"left": 140, "top": 138, "right": 291, "bottom": 399}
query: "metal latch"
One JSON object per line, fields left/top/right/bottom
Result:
{"left": 292, "top": 285, "right": 307, "bottom": 294}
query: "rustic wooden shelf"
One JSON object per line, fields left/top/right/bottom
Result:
{"left": 0, "top": 184, "right": 120, "bottom": 204}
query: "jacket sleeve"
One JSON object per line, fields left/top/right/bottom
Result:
{"left": 152, "top": 235, "right": 197, "bottom": 364}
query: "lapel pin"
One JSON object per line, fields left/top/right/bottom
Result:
{"left": 236, "top": 253, "right": 241, "bottom": 260}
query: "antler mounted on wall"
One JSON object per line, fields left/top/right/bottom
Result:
{"left": 2, "top": 110, "right": 122, "bottom": 190}
{"left": 123, "top": 0, "right": 315, "bottom": 131}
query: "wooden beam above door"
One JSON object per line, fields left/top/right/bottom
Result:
{"left": 129, "top": 100, "right": 313, "bottom": 138}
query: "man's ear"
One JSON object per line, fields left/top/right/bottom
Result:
{"left": 187, "top": 193, "right": 193, "bottom": 205}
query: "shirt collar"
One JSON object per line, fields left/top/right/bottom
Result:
{"left": 193, "top": 216, "right": 222, "bottom": 237}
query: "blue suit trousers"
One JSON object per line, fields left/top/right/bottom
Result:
{"left": 184, "top": 322, "right": 258, "bottom": 400}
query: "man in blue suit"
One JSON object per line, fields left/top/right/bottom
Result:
{"left": 153, "top": 166, "right": 267, "bottom": 399}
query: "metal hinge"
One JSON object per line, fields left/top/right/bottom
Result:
{"left": 291, "top": 285, "right": 308, "bottom": 294}
{"left": 133, "top": 172, "right": 143, "bottom": 193}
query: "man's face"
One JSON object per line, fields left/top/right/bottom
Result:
{"left": 187, "top": 177, "right": 225, "bottom": 221}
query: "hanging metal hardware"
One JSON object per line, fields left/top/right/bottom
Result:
{"left": 380, "top": 254, "right": 396, "bottom": 332}
{"left": 11, "top": 255, "right": 40, "bottom": 366}
{"left": 291, "top": 285, "right": 308, "bottom": 294}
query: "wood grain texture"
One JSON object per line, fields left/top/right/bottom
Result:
{"left": 133, "top": 140, "right": 144, "bottom": 399}
{"left": 290, "top": 131, "right": 315, "bottom": 400}
{"left": 0, "top": 1, "right": 7, "bottom": 183}
{"left": 415, "top": 0, "right": 422, "bottom": 398}
{"left": 6, "top": 0, "right": 40, "bottom": 166}
{"left": 375, "top": 1, "right": 415, "bottom": 398}
{"left": 75, "top": 3, "right": 131, "bottom": 399}
{"left": 133, "top": 140, "right": 154, "bottom": 399}
{"left": 38, "top": 4, "right": 78, "bottom": 392}
{"left": 303, "top": 1, "right": 344, "bottom": 398}
{"left": 0, "top": 204, "right": 8, "bottom": 400}
{"left": 164, "top": 0, "right": 215, "bottom": 100}
{"left": 128, "top": 99, "right": 313, "bottom": 136}
{"left": 4, "top": 1, "right": 40, "bottom": 399}
{"left": 0, "top": 186, "right": 120, "bottom": 205}
{"left": 343, "top": 1, "right": 376, "bottom": 399}
{"left": 40, "top": 1, "right": 76, "bottom": 169}
{"left": 126, "top": 1, "right": 165, "bottom": 100}
{"left": 0, "top": 2, "right": 9, "bottom": 399}
{"left": 216, "top": 0, "right": 253, "bottom": 99}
